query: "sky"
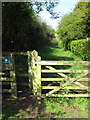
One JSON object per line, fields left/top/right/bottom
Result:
{"left": 38, "top": 0, "right": 79, "bottom": 30}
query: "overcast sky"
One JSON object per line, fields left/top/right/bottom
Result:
{"left": 38, "top": 0, "right": 79, "bottom": 30}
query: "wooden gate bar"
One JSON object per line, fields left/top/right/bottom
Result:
{"left": 41, "top": 69, "right": 89, "bottom": 73}
{"left": 74, "top": 81, "right": 88, "bottom": 88}
{"left": 41, "top": 78, "right": 89, "bottom": 81}
{"left": 43, "top": 94, "right": 90, "bottom": 97}
{"left": 35, "top": 61, "right": 90, "bottom": 65}
{"left": 46, "top": 66, "right": 68, "bottom": 78}
{"left": 42, "top": 86, "right": 88, "bottom": 90}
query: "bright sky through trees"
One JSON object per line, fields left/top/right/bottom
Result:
{"left": 38, "top": 0, "right": 79, "bottom": 30}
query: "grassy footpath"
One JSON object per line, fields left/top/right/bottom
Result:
{"left": 39, "top": 44, "right": 90, "bottom": 69}
{"left": 38, "top": 44, "right": 89, "bottom": 118}
{"left": 38, "top": 45, "right": 83, "bottom": 61}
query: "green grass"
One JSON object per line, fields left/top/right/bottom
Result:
{"left": 38, "top": 44, "right": 82, "bottom": 61}
{"left": 43, "top": 97, "right": 89, "bottom": 118}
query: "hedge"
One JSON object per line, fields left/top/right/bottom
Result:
{"left": 69, "top": 39, "right": 90, "bottom": 61}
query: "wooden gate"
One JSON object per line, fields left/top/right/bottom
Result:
{"left": 30, "top": 50, "right": 90, "bottom": 97}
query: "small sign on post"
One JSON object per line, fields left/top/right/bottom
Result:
{"left": 2, "top": 58, "right": 12, "bottom": 64}
{"left": 2, "top": 58, "right": 13, "bottom": 71}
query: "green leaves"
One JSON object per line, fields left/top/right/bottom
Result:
{"left": 57, "top": 2, "right": 90, "bottom": 50}
{"left": 2, "top": 2, "right": 55, "bottom": 52}
{"left": 70, "top": 39, "right": 90, "bottom": 61}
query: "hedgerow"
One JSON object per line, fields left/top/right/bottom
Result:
{"left": 69, "top": 39, "right": 90, "bottom": 61}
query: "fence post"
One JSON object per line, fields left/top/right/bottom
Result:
{"left": 27, "top": 51, "right": 33, "bottom": 94}
{"left": 31, "top": 50, "right": 41, "bottom": 96}
{"left": 36, "top": 56, "right": 41, "bottom": 96}
{"left": 10, "top": 53, "right": 17, "bottom": 97}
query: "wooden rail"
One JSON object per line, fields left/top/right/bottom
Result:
{"left": 35, "top": 61, "right": 90, "bottom": 65}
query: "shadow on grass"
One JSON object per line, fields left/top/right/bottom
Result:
{"left": 2, "top": 94, "right": 46, "bottom": 119}
{"left": 38, "top": 45, "right": 74, "bottom": 61}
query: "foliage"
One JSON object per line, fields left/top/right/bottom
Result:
{"left": 2, "top": 2, "right": 55, "bottom": 52}
{"left": 69, "top": 39, "right": 90, "bottom": 61}
{"left": 57, "top": 2, "right": 90, "bottom": 49}
{"left": 50, "top": 36, "right": 59, "bottom": 45}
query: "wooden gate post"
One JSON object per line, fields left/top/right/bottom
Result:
{"left": 10, "top": 53, "right": 17, "bottom": 97}
{"left": 36, "top": 55, "right": 41, "bottom": 96}
{"left": 31, "top": 50, "right": 41, "bottom": 96}
{"left": 27, "top": 51, "right": 33, "bottom": 94}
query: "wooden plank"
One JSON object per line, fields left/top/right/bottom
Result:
{"left": 74, "top": 81, "right": 88, "bottom": 88}
{"left": 1, "top": 77, "right": 13, "bottom": 81}
{"left": 41, "top": 78, "right": 89, "bottom": 81}
{"left": 46, "top": 66, "right": 68, "bottom": 78}
{"left": 1, "top": 77, "right": 12, "bottom": 81}
{"left": 41, "top": 78, "right": 67, "bottom": 81}
{"left": 2, "top": 81, "right": 11, "bottom": 85}
{"left": 77, "top": 78, "right": 89, "bottom": 81}
{"left": 41, "top": 69, "right": 88, "bottom": 73}
{"left": 43, "top": 94, "right": 90, "bottom": 97}
{"left": 42, "top": 86, "right": 88, "bottom": 90}
{"left": 2, "top": 89, "right": 11, "bottom": 93}
{"left": 65, "top": 86, "right": 88, "bottom": 90}
{"left": 0, "top": 72, "right": 6, "bottom": 75}
{"left": 35, "top": 61, "right": 90, "bottom": 65}
{"left": 1, "top": 77, "right": 7, "bottom": 80}
{"left": 46, "top": 87, "right": 60, "bottom": 96}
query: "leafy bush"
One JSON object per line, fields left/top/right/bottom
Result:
{"left": 57, "top": 2, "right": 90, "bottom": 50}
{"left": 69, "top": 39, "right": 90, "bottom": 60}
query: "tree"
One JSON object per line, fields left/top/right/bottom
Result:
{"left": 57, "top": 1, "right": 90, "bottom": 49}
{"left": 2, "top": 2, "right": 55, "bottom": 52}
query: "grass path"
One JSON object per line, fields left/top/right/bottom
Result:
{"left": 39, "top": 45, "right": 83, "bottom": 61}
{"left": 39, "top": 45, "right": 89, "bottom": 70}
